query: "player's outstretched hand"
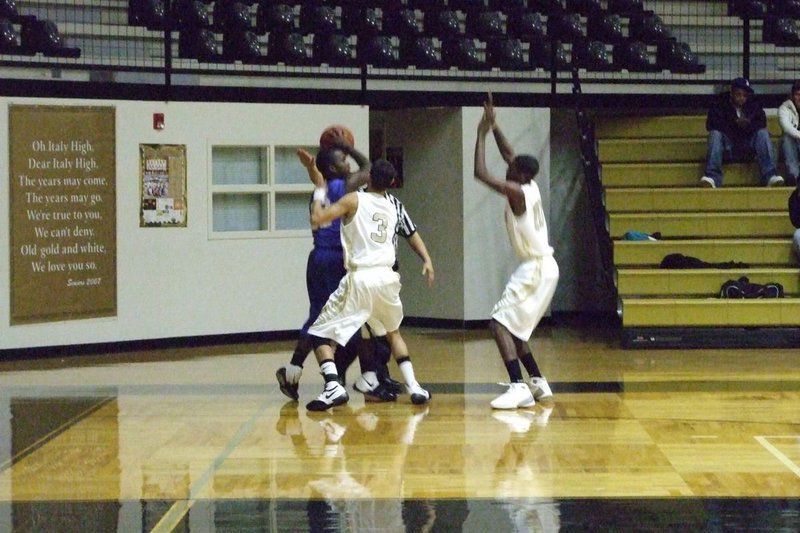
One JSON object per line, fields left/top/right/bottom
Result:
{"left": 296, "top": 148, "right": 325, "bottom": 187}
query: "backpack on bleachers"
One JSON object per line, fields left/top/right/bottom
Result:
{"left": 719, "top": 276, "right": 784, "bottom": 299}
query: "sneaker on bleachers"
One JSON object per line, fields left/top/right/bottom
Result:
{"left": 529, "top": 376, "right": 553, "bottom": 400}
{"left": 699, "top": 176, "right": 716, "bottom": 188}
{"left": 490, "top": 382, "right": 535, "bottom": 409}
{"left": 767, "top": 175, "right": 785, "bottom": 187}
{"left": 306, "top": 381, "right": 349, "bottom": 411}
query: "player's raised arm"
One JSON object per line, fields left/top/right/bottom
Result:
{"left": 297, "top": 148, "right": 325, "bottom": 188}
{"left": 486, "top": 93, "right": 516, "bottom": 164}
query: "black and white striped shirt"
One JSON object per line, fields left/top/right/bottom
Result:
{"left": 359, "top": 186, "right": 416, "bottom": 242}
{"left": 387, "top": 192, "right": 416, "bottom": 243}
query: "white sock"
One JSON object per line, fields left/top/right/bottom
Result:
{"left": 320, "top": 361, "right": 338, "bottom": 383}
{"left": 398, "top": 360, "right": 419, "bottom": 389}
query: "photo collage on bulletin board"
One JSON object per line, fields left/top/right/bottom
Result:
{"left": 139, "top": 144, "right": 187, "bottom": 227}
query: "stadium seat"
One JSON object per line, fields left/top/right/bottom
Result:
{"left": 771, "top": 0, "right": 800, "bottom": 17}
{"left": 763, "top": 16, "right": 800, "bottom": 45}
{"left": 214, "top": 1, "right": 253, "bottom": 33}
{"left": 442, "top": 36, "right": 485, "bottom": 69}
{"left": 547, "top": 12, "right": 585, "bottom": 43}
{"left": 507, "top": 11, "right": 546, "bottom": 40}
{"left": 530, "top": 39, "right": 570, "bottom": 70}
{"left": 0, "top": 17, "right": 30, "bottom": 54}
{"left": 467, "top": 11, "right": 504, "bottom": 39}
{"left": 657, "top": 39, "right": 705, "bottom": 73}
{"left": 179, "top": 27, "right": 221, "bottom": 60}
{"left": 572, "top": 39, "right": 617, "bottom": 71}
{"left": 728, "top": 0, "right": 768, "bottom": 18}
{"left": 128, "top": 0, "right": 166, "bottom": 30}
{"left": 20, "top": 18, "right": 80, "bottom": 57}
{"left": 172, "top": 0, "right": 211, "bottom": 31}
{"left": 587, "top": 13, "right": 626, "bottom": 44}
{"left": 256, "top": 3, "right": 294, "bottom": 35}
{"left": 341, "top": 6, "right": 380, "bottom": 37}
{"left": 223, "top": 30, "right": 263, "bottom": 62}
{"left": 566, "top": 0, "right": 603, "bottom": 17}
{"left": 300, "top": 4, "right": 337, "bottom": 35}
{"left": 425, "top": 9, "right": 461, "bottom": 38}
{"left": 606, "top": 0, "right": 644, "bottom": 16}
{"left": 400, "top": 36, "right": 442, "bottom": 68}
{"left": 614, "top": 40, "right": 660, "bottom": 72}
{"left": 267, "top": 31, "right": 307, "bottom": 64}
{"left": 385, "top": 8, "right": 421, "bottom": 37}
{"left": 486, "top": 37, "right": 527, "bottom": 70}
{"left": 629, "top": 11, "right": 672, "bottom": 43}
{"left": 357, "top": 34, "right": 396, "bottom": 67}
{"left": 313, "top": 33, "right": 355, "bottom": 66}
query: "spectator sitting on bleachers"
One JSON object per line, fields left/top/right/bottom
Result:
{"left": 778, "top": 80, "right": 800, "bottom": 187}
{"left": 700, "top": 77, "right": 783, "bottom": 189}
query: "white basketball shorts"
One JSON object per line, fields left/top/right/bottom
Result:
{"left": 309, "top": 267, "right": 403, "bottom": 346}
{"left": 491, "top": 254, "right": 559, "bottom": 341}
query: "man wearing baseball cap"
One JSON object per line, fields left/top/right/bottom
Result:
{"left": 700, "top": 76, "right": 783, "bottom": 188}
{"left": 778, "top": 80, "right": 800, "bottom": 187}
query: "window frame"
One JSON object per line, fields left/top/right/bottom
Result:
{"left": 208, "top": 143, "right": 316, "bottom": 239}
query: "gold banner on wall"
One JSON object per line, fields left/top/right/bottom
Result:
{"left": 9, "top": 105, "right": 117, "bottom": 325}
{"left": 139, "top": 144, "right": 187, "bottom": 227}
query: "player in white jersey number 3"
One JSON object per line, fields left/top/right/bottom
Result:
{"left": 474, "top": 92, "right": 560, "bottom": 410}
{"left": 306, "top": 159, "right": 431, "bottom": 411}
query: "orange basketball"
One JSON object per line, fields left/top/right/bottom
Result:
{"left": 319, "top": 124, "right": 355, "bottom": 149}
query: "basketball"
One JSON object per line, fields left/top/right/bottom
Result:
{"left": 319, "top": 125, "right": 355, "bottom": 149}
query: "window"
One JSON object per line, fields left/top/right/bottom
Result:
{"left": 210, "top": 145, "right": 315, "bottom": 237}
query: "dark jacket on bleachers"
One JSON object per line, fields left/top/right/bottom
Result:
{"left": 706, "top": 92, "right": 767, "bottom": 145}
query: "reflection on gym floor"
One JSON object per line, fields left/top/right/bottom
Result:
{"left": 0, "top": 323, "right": 798, "bottom": 531}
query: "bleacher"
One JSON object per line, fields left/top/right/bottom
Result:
{"left": 596, "top": 113, "right": 800, "bottom": 348}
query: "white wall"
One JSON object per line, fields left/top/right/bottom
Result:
{"left": 1, "top": 98, "right": 369, "bottom": 350}
{"left": 379, "top": 108, "right": 466, "bottom": 321}
{"left": 2, "top": 98, "right": 560, "bottom": 350}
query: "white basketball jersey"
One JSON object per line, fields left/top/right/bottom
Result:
{"left": 505, "top": 182, "right": 554, "bottom": 259}
{"left": 341, "top": 191, "right": 398, "bottom": 270}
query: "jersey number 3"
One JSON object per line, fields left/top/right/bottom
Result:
{"left": 370, "top": 213, "right": 389, "bottom": 243}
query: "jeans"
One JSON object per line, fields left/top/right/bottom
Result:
{"left": 781, "top": 133, "right": 800, "bottom": 184}
{"left": 705, "top": 128, "right": 777, "bottom": 187}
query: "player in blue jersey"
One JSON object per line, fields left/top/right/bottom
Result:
{"left": 276, "top": 133, "right": 370, "bottom": 401}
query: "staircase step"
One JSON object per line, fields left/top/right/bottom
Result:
{"left": 598, "top": 138, "right": 708, "bottom": 163}
{"left": 595, "top": 115, "right": 708, "bottom": 139}
{"left": 621, "top": 297, "right": 800, "bottom": 327}
{"left": 609, "top": 212, "right": 794, "bottom": 238}
{"left": 594, "top": 115, "right": 781, "bottom": 139}
{"left": 602, "top": 162, "right": 760, "bottom": 187}
{"left": 617, "top": 268, "right": 800, "bottom": 296}
{"left": 605, "top": 187, "right": 790, "bottom": 213}
{"left": 613, "top": 238, "right": 794, "bottom": 266}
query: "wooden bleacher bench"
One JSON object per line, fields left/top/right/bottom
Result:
{"left": 595, "top": 113, "right": 800, "bottom": 347}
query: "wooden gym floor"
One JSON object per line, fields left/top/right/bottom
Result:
{"left": 0, "top": 318, "right": 798, "bottom": 532}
